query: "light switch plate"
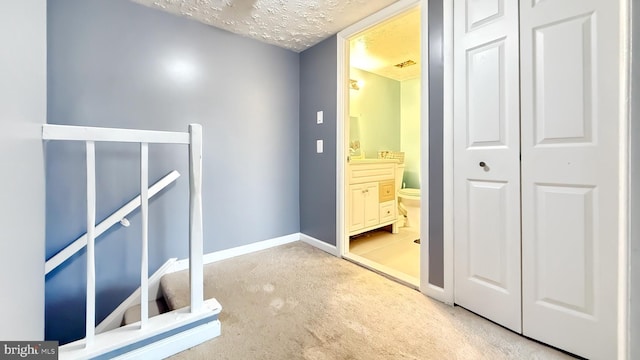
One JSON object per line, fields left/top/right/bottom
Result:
{"left": 316, "top": 111, "right": 323, "bottom": 124}
{"left": 316, "top": 140, "right": 323, "bottom": 153}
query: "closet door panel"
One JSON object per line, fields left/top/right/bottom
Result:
{"left": 467, "top": 40, "right": 506, "bottom": 147}
{"left": 453, "top": 0, "right": 521, "bottom": 332}
{"left": 532, "top": 14, "right": 595, "bottom": 145}
{"left": 520, "top": 0, "right": 621, "bottom": 358}
{"left": 533, "top": 184, "right": 596, "bottom": 313}
{"left": 466, "top": 180, "right": 510, "bottom": 290}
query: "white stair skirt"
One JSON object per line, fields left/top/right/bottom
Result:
{"left": 59, "top": 298, "right": 221, "bottom": 360}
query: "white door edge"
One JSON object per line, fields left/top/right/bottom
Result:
{"left": 618, "top": 0, "right": 631, "bottom": 357}
{"left": 438, "top": 0, "right": 456, "bottom": 305}
{"left": 417, "top": 0, "right": 431, "bottom": 298}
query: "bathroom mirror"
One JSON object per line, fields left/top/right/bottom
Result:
{"left": 349, "top": 116, "right": 363, "bottom": 158}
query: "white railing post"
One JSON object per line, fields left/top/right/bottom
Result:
{"left": 85, "top": 141, "right": 96, "bottom": 346}
{"left": 140, "top": 143, "right": 149, "bottom": 327}
{"left": 188, "top": 124, "right": 204, "bottom": 313}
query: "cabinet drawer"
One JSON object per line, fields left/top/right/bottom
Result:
{"left": 379, "top": 200, "right": 396, "bottom": 223}
{"left": 378, "top": 180, "right": 395, "bottom": 202}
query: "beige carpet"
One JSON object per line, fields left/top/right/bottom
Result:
{"left": 164, "top": 241, "right": 573, "bottom": 360}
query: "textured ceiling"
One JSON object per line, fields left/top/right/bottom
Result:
{"left": 131, "top": 0, "right": 398, "bottom": 52}
{"left": 350, "top": 7, "right": 421, "bottom": 81}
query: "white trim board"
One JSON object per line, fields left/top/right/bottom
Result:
{"left": 170, "top": 233, "right": 340, "bottom": 273}
{"left": 618, "top": 0, "right": 631, "bottom": 357}
{"left": 433, "top": 0, "right": 455, "bottom": 306}
{"left": 335, "top": 0, "right": 429, "bottom": 295}
{"left": 114, "top": 319, "right": 220, "bottom": 360}
{"left": 61, "top": 299, "right": 221, "bottom": 360}
{"left": 299, "top": 233, "right": 339, "bottom": 256}
{"left": 169, "top": 233, "right": 301, "bottom": 273}
{"left": 336, "top": 0, "right": 423, "bottom": 259}
{"left": 42, "top": 124, "right": 190, "bottom": 144}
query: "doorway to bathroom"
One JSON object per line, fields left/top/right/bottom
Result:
{"left": 337, "top": 1, "right": 425, "bottom": 289}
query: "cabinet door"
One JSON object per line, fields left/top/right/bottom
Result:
{"left": 349, "top": 184, "right": 366, "bottom": 232}
{"left": 363, "top": 182, "right": 379, "bottom": 228}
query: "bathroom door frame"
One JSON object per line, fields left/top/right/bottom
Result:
{"left": 335, "top": 0, "right": 430, "bottom": 292}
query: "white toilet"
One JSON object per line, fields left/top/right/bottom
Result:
{"left": 395, "top": 163, "right": 421, "bottom": 230}
{"left": 398, "top": 188, "right": 421, "bottom": 229}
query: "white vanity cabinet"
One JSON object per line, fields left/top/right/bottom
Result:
{"left": 349, "top": 182, "right": 379, "bottom": 231}
{"left": 348, "top": 160, "right": 399, "bottom": 236}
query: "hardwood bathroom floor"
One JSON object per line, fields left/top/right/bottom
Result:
{"left": 349, "top": 226, "right": 420, "bottom": 279}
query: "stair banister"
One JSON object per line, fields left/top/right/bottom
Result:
{"left": 43, "top": 123, "right": 211, "bottom": 357}
{"left": 42, "top": 124, "right": 190, "bottom": 144}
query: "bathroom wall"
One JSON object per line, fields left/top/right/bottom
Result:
{"left": 348, "top": 68, "right": 420, "bottom": 185}
{"left": 349, "top": 67, "right": 401, "bottom": 158}
{"left": 0, "top": 0, "right": 46, "bottom": 341}
{"left": 47, "top": 0, "right": 300, "bottom": 344}
{"left": 400, "top": 78, "right": 421, "bottom": 189}
{"left": 299, "top": 36, "right": 337, "bottom": 245}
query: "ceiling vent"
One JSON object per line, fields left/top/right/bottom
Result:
{"left": 394, "top": 60, "right": 417, "bottom": 68}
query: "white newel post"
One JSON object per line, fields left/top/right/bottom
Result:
{"left": 85, "top": 141, "right": 96, "bottom": 346}
{"left": 188, "top": 124, "right": 204, "bottom": 313}
{"left": 140, "top": 143, "right": 149, "bottom": 327}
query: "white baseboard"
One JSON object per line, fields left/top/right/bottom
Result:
{"left": 299, "top": 233, "right": 339, "bottom": 257}
{"left": 96, "top": 258, "right": 177, "bottom": 334}
{"left": 169, "top": 233, "right": 301, "bottom": 273}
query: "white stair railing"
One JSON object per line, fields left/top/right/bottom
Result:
{"left": 43, "top": 124, "right": 206, "bottom": 354}
{"left": 140, "top": 142, "right": 149, "bottom": 328}
{"left": 85, "top": 140, "right": 96, "bottom": 345}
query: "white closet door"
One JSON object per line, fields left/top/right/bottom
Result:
{"left": 520, "top": 0, "right": 621, "bottom": 358}
{"left": 453, "top": 0, "right": 522, "bottom": 332}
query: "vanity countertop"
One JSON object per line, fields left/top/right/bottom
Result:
{"left": 349, "top": 158, "right": 400, "bottom": 164}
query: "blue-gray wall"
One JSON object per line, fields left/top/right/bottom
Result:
{"left": 631, "top": 2, "right": 639, "bottom": 357}
{"left": 0, "top": 0, "right": 46, "bottom": 341}
{"left": 299, "top": 36, "right": 337, "bottom": 244}
{"left": 46, "top": 0, "right": 299, "bottom": 344}
{"left": 427, "top": 0, "right": 445, "bottom": 287}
